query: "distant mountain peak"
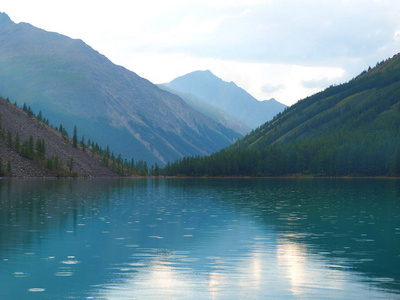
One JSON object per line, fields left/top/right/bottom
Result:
{"left": 178, "top": 70, "right": 219, "bottom": 80}
{"left": 0, "top": 12, "right": 13, "bottom": 24}
{"left": 0, "top": 18, "right": 242, "bottom": 165}
{"left": 201, "top": 70, "right": 214, "bottom": 75}
{"left": 168, "top": 71, "right": 286, "bottom": 128}
{"left": 194, "top": 69, "right": 213, "bottom": 75}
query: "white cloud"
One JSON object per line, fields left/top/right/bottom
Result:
{"left": 2, "top": 0, "right": 400, "bottom": 105}
{"left": 395, "top": 30, "right": 400, "bottom": 41}
{"left": 262, "top": 83, "right": 284, "bottom": 94}
{"left": 118, "top": 52, "right": 347, "bottom": 105}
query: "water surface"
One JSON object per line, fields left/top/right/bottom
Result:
{"left": 0, "top": 178, "right": 399, "bottom": 299}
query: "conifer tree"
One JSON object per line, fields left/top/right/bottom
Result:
{"left": 35, "top": 138, "right": 45, "bottom": 160}
{"left": 67, "top": 157, "right": 74, "bottom": 172}
{"left": 29, "top": 136, "right": 34, "bottom": 157}
{"left": 37, "top": 111, "right": 43, "bottom": 121}
{"left": 7, "top": 161, "right": 12, "bottom": 176}
{"left": 73, "top": 125, "right": 78, "bottom": 148}
{"left": 81, "top": 135, "right": 86, "bottom": 152}
{"left": 15, "top": 132, "right": 20, "bottom": 152}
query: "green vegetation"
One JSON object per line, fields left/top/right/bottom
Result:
{"left": 0, "top": 157, "right": 12, "bottom": 176}
{"left": 162, "top": 53, "right": 400, "bottom": 177}
{"left": 45, "top": 155, "right": 62, "bottom": 172}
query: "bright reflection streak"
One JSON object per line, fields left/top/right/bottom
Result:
{"left": 208, "top": 271, "right": 222, "bottom": 300}
{"left": 95, "top": 238, "right": 392, "bottom": 299}
{"left": 277, "top": 241, "right": 308, "bottom": 296}
{"left": 277, "top": 239, "right": 345, "bottom": 296}
{"left": 239, "top": 249, "right": 262, "bottom": 291}
{"left": 147, "top": 265, "right": 187, "bottom": 294}
{"left": 100, "top": 255, "right": 195, "bottom": 299}
{"left": 250, "top": 251, "right": 262, "bottom": 289}
{"left": 97, "top": 248, "right": 270, "bottom": 299}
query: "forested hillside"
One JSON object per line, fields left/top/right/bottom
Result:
{"left": 162, "top": 53, "right": 400, "bottom": 177}
{"left": 0, "top": 96, "right": 143, "bottom": 177}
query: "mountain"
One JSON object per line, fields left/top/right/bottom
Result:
{"left": 162, "top": 53, "right": 400, "bottom": 177}
{"left": 157, "top": 84, "right": 251, "bottom": 135}
{"left": 166, "top": 70, "right": 287, "bottom": 128}
{"left": 0, "top": 12, "right": 241, "bottom": 165}
{"left": 0, "top": 96, "right": 119, "bottom": 177}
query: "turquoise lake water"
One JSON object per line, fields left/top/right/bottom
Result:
{"left": 0, "top": 178, "right": 399, "bottom": 299}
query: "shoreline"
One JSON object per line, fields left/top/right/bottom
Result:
{"left": 1, "top": 175, "right": 399, "bottom": 179}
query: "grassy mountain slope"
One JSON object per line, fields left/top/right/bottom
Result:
{"left": 163, "top": 53, "right": 400, "bottom": 177}
{"left": 0, "top": 13, "right": 241, "bottom": 166}
{"left": 167, "top": 70, "right": 287, "bottom": 128}
{"left": 0, "top": 97, "right": 119, "bottom": 177}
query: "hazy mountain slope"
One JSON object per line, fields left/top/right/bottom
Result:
{"left": 0, "top": 97, "right": 119, "bottom": 177}
{"left": 163, "top": 53, "right": 400, "bottom": 177}
{"left": 157, "top": 84, "right": 250, "bottom": 135}
{"left": 167, "top": 70, "right": 287, "bottom": 128}
{"left": 0, "top": 12, "right": 241, "bottom": 165}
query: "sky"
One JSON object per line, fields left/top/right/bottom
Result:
{"left": 2, "top": 0, "right": 400, "bottom": 106}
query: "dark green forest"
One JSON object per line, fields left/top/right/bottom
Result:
{"left": 162, "top": 54, "right": 400, "bottom": 177}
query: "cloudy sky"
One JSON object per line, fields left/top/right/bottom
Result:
{"left": 2, "top": 0, "right": 400, "bottom": 105}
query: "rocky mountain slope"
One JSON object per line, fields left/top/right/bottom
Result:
{"left": 0, "top": 97, "right": 119, "bottom": 177}
{"left": 0, "top": 12, "right": 241, "bottom": 166}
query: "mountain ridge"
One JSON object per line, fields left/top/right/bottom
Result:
{"left": 167, "top": 70, "right": 287, "bottom": 128}
{"left": 162, "top": 53, "right": 400, "bottom": 177}
{"left": 157, "top": 84, "right": 251, "bottom": 135}
{"left": 0, "top": 12, "right": 241, "bottom": 165}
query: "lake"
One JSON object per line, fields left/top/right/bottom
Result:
{"left": 0, "top": 178, "right": 399, "bottom": 299}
